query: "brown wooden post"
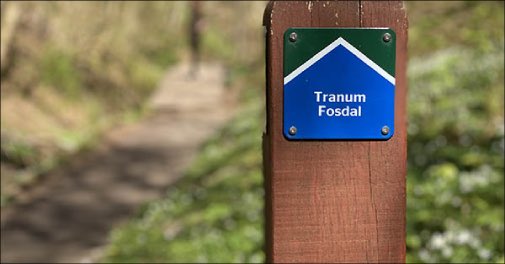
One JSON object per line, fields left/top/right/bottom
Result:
{"left": 263, "top": 1, "right": 408, "bottom": 263}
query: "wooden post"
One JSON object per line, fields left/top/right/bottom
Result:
{"left": 263, "top": 1, "right": 408, "bottom": 263}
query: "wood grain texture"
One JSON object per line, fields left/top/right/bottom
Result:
{"left": 263, "top": 1, "right": 408, "bottom": 263}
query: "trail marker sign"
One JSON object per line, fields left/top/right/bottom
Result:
{"left": 264, "top": 2, "right": 408, "bottom": 262}
{"left": 283, "top": 28, "right": 396, "bottom": 140}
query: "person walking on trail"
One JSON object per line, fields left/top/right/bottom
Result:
{"left": 188, "top": 1, "right": 203, "bottom": 79}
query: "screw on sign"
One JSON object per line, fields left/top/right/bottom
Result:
{"left": 383, "top": 32, "right": 392, "bottom": 42}
{"left": 381, "top": 125, "right": 390, "bottom": 135}
{"left": 263, "top": 1, "right": 408, "bottom": 263}
{"left": 289, "top": 32, "right": 297, "bottom": 42}
{"left": 288, "top": 126, "right": 297, "bottom": 135}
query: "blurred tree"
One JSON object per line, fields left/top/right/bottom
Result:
{"left": 188, "top": 1, "right": 203, "bottom": 79}
{"left": 0, "top": 1, "right": 22, "bottom": 75}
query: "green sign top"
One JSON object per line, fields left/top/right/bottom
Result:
{"left": 283, "top": 28, "right": 396, "bottom": 78}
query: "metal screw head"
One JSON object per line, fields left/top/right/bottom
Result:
{"left": 289, "top": 32, "right": 297, "bottom": 42}
{"left": 381, "top": 126, "right": 390, "bottom": 135}
{"left": 383, "top": 33, "right": 392, "bottom": 43}
{"left": 288, "top": 126, "right": 297, "bottom": 135}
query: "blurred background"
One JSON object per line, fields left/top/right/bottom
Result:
{"left": 1, "top": 1, "right": 503, "bottom": 263}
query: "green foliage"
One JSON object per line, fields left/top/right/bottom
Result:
{"left": 407, "top": 2, "right": 504, "bottom": 57}
{"left": 39, "top": 48, "right": 82, "bottom": 99}
{"left": 202, "top": 26, "right": 235, "bottom": 63}
{"left": 406, "top": 45, "right": 504, "bottom": 264}
{"left": 126, "top": 57, "right": 166, "bottom": 98}
{"left": 405, "top": 3, "right": 504, "bottom": 260}
{"left": 144, "top": 48, "right": 179, "bottom": 70}
{"left": 1, "top": 139, "right": 39, "bottom": 168}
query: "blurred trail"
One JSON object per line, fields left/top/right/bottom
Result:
{"left": 0, "top": 63, "right": 235, "bottom": 263}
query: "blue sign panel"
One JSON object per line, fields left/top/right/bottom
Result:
{"left": 283, "top": 29, "right": 395, "bottom": 140}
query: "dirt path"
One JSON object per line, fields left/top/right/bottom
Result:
{"left": 0, "top": 63, "right": 235, "bottom": 263}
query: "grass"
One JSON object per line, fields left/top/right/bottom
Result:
{"left": 40, "top": 47, "right": 83, "bottom": 99}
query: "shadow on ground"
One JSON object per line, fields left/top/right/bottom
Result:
{"left": 1, "top": 63, "right": 236, "bottom": 263}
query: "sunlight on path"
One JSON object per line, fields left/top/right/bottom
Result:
{"left": 0, "top": 62, "right": 236, "bottom": 263}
